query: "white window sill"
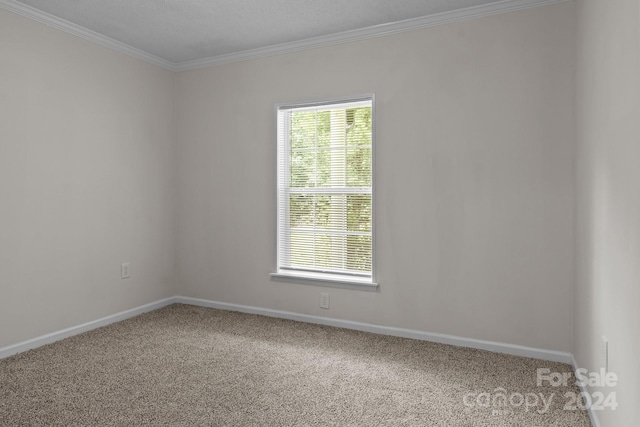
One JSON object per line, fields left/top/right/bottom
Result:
{"left": 270, "top": 271, "right": 379, "bottom": 291}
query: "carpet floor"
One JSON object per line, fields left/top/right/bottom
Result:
{"left": 0, "top": 304, "right": 592, "bottom": 426}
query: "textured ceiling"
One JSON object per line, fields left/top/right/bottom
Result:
{"left": 13, "top": 0, "right": 509, "bottom": 64}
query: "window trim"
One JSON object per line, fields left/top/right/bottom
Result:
{"left": 272, "top": 94, "right": 378, "bottom": 291}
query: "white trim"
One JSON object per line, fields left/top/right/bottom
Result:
{"left": 0, "top": 0, "right": 570, "bottom": 72}
{"left": 1, "top": 294, "right": 574, "bottom": 367}
{"left": 0, "top": 295, "right": 603, "bottom": 424}
{"left": 275, "top": 95, "right": 375, "bottom": 285}
{"left": 570, "top": 354, "right": 603, "bottom": 427}
{"left": 0, "top": 297, "right": 175, "bottom": 359}
{"left": 270, "top": 272, "right": 379, "bottom": 291}
{"left": 174, "top": 0, "right": 571, "bottom": 71}
{"left": 176, "top": 296, "right": 573, "bottom": 364}
{"left": 0, "top": 0, "right": 177, "bottom": 71}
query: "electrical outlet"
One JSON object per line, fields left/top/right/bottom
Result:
{"left": 320, "top": 292, "right": 330, "bottom": 309}
{"left": 602, "top": 336, "right": 609, "bottom": 373}
{"left": 121, "top": 262, "right": 131, "bottom": 279}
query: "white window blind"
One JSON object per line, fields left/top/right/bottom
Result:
{"left": 276, "top": 97, "right": 374, "bottom": 284}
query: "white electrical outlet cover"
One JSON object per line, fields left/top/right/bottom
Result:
{"left": 121, "top": 263, "right": 131, "bottom": 279}
{"left": 602, "top": 336, "right": 609, "bottom": 372}
{"left": 320, "top": 292, "right": 330, "bottom": 309}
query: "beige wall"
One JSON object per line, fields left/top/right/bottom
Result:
{"left": 4, "top": 1, "right": 640, "bottom": 422}
{"left": 175, "top": 3, "right": 576, "bottom": 351}
{"left": 0, "top": 10, "right": 177, "bottom": 347}
{"left": 1, "top": 0, "right": 580, "bottom": 357}
{"left": 574, "top": 0, "right": 640, "bottom": 426}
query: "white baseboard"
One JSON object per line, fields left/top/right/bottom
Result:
{"left": 0, "top": 297, "right": 176, "bottom": 359}
{"left": 175, "top": 296, "right": 574, "bottom": 365}
{"left": 2, "top": 295, "right": 599, "bottom": 424}
{"left": 1, "top": 295, "right": 573, "bottom": 367}
{"left": 570, "top": 355, "right": 603, "bottom": 427}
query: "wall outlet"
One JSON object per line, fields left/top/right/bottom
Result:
{"left": 602, "top": 336, "right": 609, "bottom": 373}
{"left": 320, "top": 292, "right": 330, "bottom": 309}
{"left": 121, "top": 262, "right": 131, "bottom": 279}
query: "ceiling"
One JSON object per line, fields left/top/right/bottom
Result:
{"left": 2, "top": 0, "right": 562, "bottom": 70}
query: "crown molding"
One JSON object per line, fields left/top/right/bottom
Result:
{"left": 0, "top": 0, "right": 177, "bottom": 71}
{"left": 1, "top": 0, "right": 570, "bottom": 73}
{"left": 173, "top": 0, "right": 571, "bottom": 71}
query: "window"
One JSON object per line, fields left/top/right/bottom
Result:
{"left": 274, "top": 96, "right": 376, "bottom": 288}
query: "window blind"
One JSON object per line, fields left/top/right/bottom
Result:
{"left": 276, "top": 97, "right": 373, "bottom": 282}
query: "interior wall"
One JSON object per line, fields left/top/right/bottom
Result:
{"left": 0, "top": 9, "right": 177, "bottom": 348}
{"left": 574, "top": 0, "right": 640, "bottom": 425}
{"left": 175, "top": 3, "right": 575, "bottom": 352}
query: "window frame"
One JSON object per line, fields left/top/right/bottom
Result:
{"left": 271, "top": 94, "right": 378, "bottom": 291}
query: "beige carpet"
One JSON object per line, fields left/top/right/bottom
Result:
{"left": 1, "top": 304, "right": 591, "bottom": 426}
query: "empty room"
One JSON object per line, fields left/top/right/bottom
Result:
{"left": 0, "top": 0, "right": 638, "bottom": 426}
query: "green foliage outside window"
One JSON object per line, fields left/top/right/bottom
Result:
{"left": 288, "top": 106, "right": 372, "bottom": 273}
